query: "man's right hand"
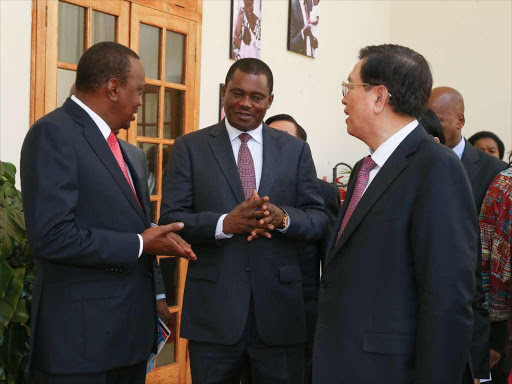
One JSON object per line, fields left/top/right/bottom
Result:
{"left": 142, "top": 223, "right": 197, "bottom": 260}
{"left": 223, "top": 191, "right": 271, "bottom": 235}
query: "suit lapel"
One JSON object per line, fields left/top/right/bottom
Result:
{"left": 208, "top": 120, "right": 246, "bottom": 204}
{"left": 460, "top": 140, "right": 480, "bottom": 193}
{"left": 64, "top": 99, "right": 148, "bottom": 226}
{"left": 323, "top": 161, "right": 360, "bottom": 266}
{"left": 119, "top": 140, "right": 151, "bottom": 226}
{"left": 326, "top": 125, "right": 427, "bottom": 266}
{"left": 258, "top": 125, "right": 281, "bottom": 198}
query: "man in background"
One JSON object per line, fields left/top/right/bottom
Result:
{"left": 429, "top": 86, "right": 508, "bottom": 383}
{"left": 314, "top": 44, "right": 477, "bottom": 384}
{"left": 160, "top": 58, "right": 327, "bottom": 383}
{"left": 21, "top": 42, "right": 195, "bottom": 384}
{"left": 265, "top": 113, "right": 340, "bottom": 384}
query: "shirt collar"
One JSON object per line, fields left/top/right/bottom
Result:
{"left": 71, "top": 95, "right": 112, "bottom": 141}
{"left": 369, "top": 119, "right": 418, "bottom": 169}
{"left": 451, "top": 136, "right": 466, "bottom": 159}
{"left": 225, "top": 118, "right": 263, "bottom": 144}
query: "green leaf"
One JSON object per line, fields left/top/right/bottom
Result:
{"left": 0, "top": 261, "right": 14, "bottom": 299}
{"left": 0, "top": 163, "right": 16, "bottom": 187}
{"left": 0, "top": 205, "right": 26, "bottom": 262}
{"left": 10, "top": 299, "right": 28, "bottom": 325}
{"left": 0, "top": 323, "right": 26, "bottom": 384}
{"left": 0, "top": 268, "right": 25, "bottom": 338}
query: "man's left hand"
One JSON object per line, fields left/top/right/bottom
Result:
{"left": 247, "top": 201, "right": 286, "bottom": 241}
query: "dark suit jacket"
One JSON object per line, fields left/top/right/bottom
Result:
{"left": 299, "top": 179, "right": 340, "bottom": 346}
{"left": 288, "top": 0, "right": 312, "bottom": 54}
{"left": 313, "top": 125, "right": 477, "bottom": 384}
{"left": 159, "top": 120, "right": 328, "bottom": 346}
{"left": 460, "top": 140, "right": 508, "bottom": 378}
{"left": 21, "top": 98, "right": 160, "bottom": 374}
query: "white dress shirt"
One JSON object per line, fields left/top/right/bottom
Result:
{"left": 364, "top": 119, "right": 419, "bottom": 194}
{"left": 215, "top": 119, "right": 289, "bottom": 239}
{"left": 451, "top": 136, "right": 466, "bottom": 159}
{"left": 71, "top": 95, "right": 144, "bottom": 258}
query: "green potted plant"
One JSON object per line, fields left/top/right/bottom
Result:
{"left": 0, "top": 162, "right": 33, "bottom": 384}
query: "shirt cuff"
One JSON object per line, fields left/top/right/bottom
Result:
{"left": 215, "top": 213, "right": 233, "bottom": 239}
{"left": 156, "top": 294, "right": 166, "bottom": 301}
{"left": 275, "top": 208, "right": 290, "bottom": 233}
{"left": 137, "top": 234, "right": 143, "bottom": 258}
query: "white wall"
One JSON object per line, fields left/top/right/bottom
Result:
{"left": 1, "top": 0, "right": 511, "bottom": 189}
{"left": 390, "top": 0, "right": 512, "bottom": 157}
{"left": 200, "top": 0, "right": 392, "bottom": 180}
{"left": 0, "top": 0, "right": 32, "bottom": 187}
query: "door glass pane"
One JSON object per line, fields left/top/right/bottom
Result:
{"left": 163, "top": 89, "right": 184, "bottom": 139}
{"left": 150, "top": 201, "right": 157, "bottom": 224}
{"left": 58, "top": 1, "right": 85, "bottom": 64}
{"left": 140, "top": 24, "right": 160, "bottom": 79}
{"left": 138, "top": 143, "right": 158, "bottom": 196}
{"left": 165, "top": 31, "right": 185, "bottom": 84}
{"left": 160, "top": 257, "right": 178, "bottom": 306}
{"left": 155, "top": 312, "right": 177, "bottom": 367}
{"left": 57, "top": 69, "right": 76, "bottom": 107}
{"left": 93, "top": 11, "right": 116, "bottom": 45}
{"left": 138, "top": 85, "right": 159, "bottom": 138}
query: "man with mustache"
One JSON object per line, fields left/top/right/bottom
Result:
{"left": 160, "top": 58, "right": 327, "bottom": 383}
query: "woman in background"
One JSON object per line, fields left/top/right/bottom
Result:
{"left": 480, "top": 153, "right": 512, "bottom": 383}
{"left": 469, "top": 131, "right": 505, "bottom": 160}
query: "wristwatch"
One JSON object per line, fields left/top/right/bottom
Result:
{"left": 281, "top": 212, "right": 289, "bottom": 229}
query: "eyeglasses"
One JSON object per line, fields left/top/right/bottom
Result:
{"left": 341, "top": 81, "right": 392, "bottom": 98}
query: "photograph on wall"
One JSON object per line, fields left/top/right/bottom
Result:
{"left": 230, "top": 0, "right": 262, "bottom": 60}
{"left": 288, "top": 0, "right": 319, "bottom": 58}
{"left": 219, "top": 84, "right": 226, "bottom": 121}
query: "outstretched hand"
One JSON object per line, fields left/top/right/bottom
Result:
{"left": 142, "top": 223, "right": 197, "bottom": 260}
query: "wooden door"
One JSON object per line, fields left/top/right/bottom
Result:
{"left": 129, "top": 4, "right": 199, "bottom": 384}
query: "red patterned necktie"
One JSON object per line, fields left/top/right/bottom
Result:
{"left": 107, "top": 132, "right": 142, "bottom": 208}
{"left": 237, "top": 133, "right": 256, "bottom": 199}
{"left": 336, "top": 156, "right": 377, "bottom": 243}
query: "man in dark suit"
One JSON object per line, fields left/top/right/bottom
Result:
{"left": 429, "top": 87, "right": 508, "bottom": 383}
{"left": 265, "top": 113, "right": 340, "bottom": 384}
{"left": 265, "top": 114, "right": 340, "bottom": 228}
{"left": 159, "top": 58, "right": 328, "bottom": 383}
{"left": 313, "top": 44, "right": 477, "bottom": 384}
{"left": 21, "top": 42, "right": 196, "bottom": 384}
{"left": 288, "top": 0, "right": 316, "bottom": 56}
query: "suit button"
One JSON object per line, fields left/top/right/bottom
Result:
{"left": 148, "top": 272, "right": 153, "bottom": 277}
{"left": 321, "top": 281, "right": 329, "bottom": 289}
{"left": 245, "top": 267, "right": 250, "bottom": 272}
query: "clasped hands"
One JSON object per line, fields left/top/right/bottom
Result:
{"left": 141, "top": 222, "right": 197, "bottom": 261}
{"left": 223, "top": 190, "right": 286, "bottom": 242}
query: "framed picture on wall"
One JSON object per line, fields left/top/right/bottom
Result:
{"left": 230, "top": 0, "right": 262, "bottom": 60}
{"left": 287, "top": 0, "right": 319, "bottom": 58}
{"left": 219, "top": 84, "right": 226, "bottom": 121}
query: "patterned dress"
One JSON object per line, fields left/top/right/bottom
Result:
{"left": 480, "top": 167, "right": 512, "bottom": 322}
{"left": 480, "top": 167, "right": 512, "bottom": 376}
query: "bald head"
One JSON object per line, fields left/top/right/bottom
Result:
{"left": 428, "top": 87, "right": 465, "bottom": 149}
{"left": 429, "top": 87, "right": 464, "bottom": 113}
